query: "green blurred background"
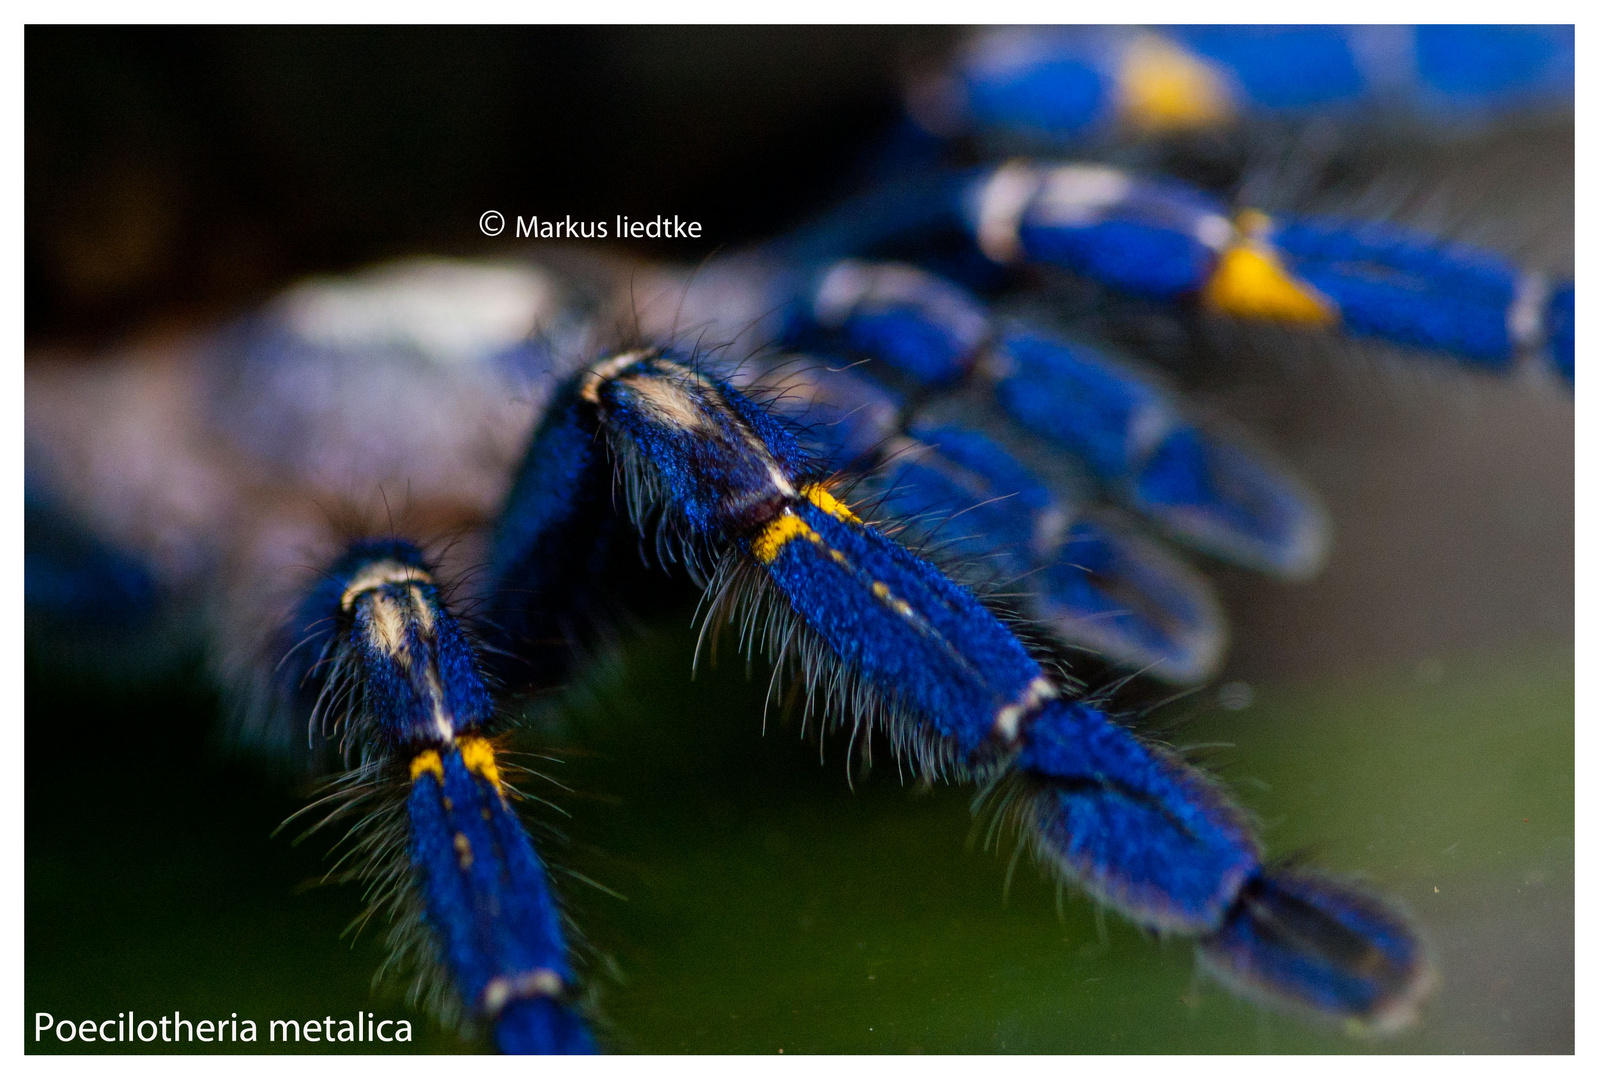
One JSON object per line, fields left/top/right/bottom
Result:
{"left": 23, "top": 629, "right": 1575, "bottom": 1054}
{"left": 25, "top": 25, "right": 1573, "bottom": 1054}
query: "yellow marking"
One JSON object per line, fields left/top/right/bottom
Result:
{"left": 1117, "top": 33, "right": 1235, "bottom": 133}
{"left": 1204, "top": 213, "right": 1337, "bottom": 325}
{"left": 802, "top": 483, "right": 861, "bottom": 525}
{"left": 339, "top": 559, "right": 432, "bottom": 611}
{"left": 453, "top": 832, "right": 474, "bottom": 870}
{"left": 870, "top": 580, "right": 916, "bottom": 620}
{"left": 752, "top": 510, "right": 822, "bottom": 564}
{"left": 409, "top": 749, "right": 444, "bottom": 783}
{"left": 458, "top": 735, "right": 504, "bottom": 793}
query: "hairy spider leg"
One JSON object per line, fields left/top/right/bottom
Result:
{"left": 929, "top": 25, "right": 1574, "bottom": 145}
{"left": 966, "top": 161, "right": 1574, "bottom": 377}
{"left": 735, "top": 355, "right": 1227, "bottom": 682}
{"left": 758, "top": 156, "right": 1573, "bottom": 379}
{"left": 484, "top": 379, "right": 644, "bottom": 691}
{"left": 573, "top": 350, "right": 1433, "bottom": 1030}
{"left": 285, "top": 539, "right": 592, "bottom": 1054}
{"left": 873, "top": 422, "right": 1227, "bottom": 684}
{"left": 795, "top": 259, "right": 993, "bottom": 386}
{"left": 990, "top": 330, "right": 1328, "bottom": 577}
{"left": 719, "top": 258, "right": 1326, "bottom": 580}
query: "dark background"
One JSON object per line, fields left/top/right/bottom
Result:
{"left": 26, "top": 25, "right": 951, "bottom": 346}
{"left": 25, "top": 25, "right": 1573, "bottom": 1054}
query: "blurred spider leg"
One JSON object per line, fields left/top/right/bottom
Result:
{"left": 577, "top": 349, "right": 1433, "bottom": 1031}
{"left": 923, "top": 26, "right": 1574, "bottom": 147}
{"left": 867, "top": 422, "right": 1227, "bottom": 684}
{"left": 967, "top": 160, "right": 1575, "bottom": 379}
{"left": 746, "top": 254, "right": 1327, "bottom": 578}
{"left": 483, "top": 378, "right": 641, "bottom": 691}
{"left": 985, "top": 329, "right": 1329, "bottom": 577}
{"left": 753, "top": 152, "right": 1574, "bottom": 381}
{"left": 283, "top": 539, "right": 593, "bottom": 1054}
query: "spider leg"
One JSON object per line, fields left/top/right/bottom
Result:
{"left": 281, "top": 538, "right": 593, "bottom": 1054}
{"left": 633, "top": 263, "right": 1300, "bottom": 681}
{"left": 870, "top": 422, "right": 1227, "bottom": 685}
{"left": 922, "top": 26, "right": 1574, "bottom": 148}
{"left": 729, "top": 356, "right": 1225, "bottom": 683}
{"left": 658, "top": 257, "right": 1330, "bottom": 577}
{"left": 566, "top": 349, "right": 1433, "bottom": 1031}
{"left": 482, "top": 378, "right": 641, "bottom": 691}
{"left": 746, "top": 153, "right": 1574, "bottom": 383}
{"left": 967, "top": 160, "right": 1575, "bottom": 380}
{"left": 986, "top": 328, "right": 1328, "bottom": 577}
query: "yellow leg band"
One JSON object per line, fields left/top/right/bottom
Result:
{"left": 1117, "top": 33, "right": 1235, "bottom": 133}
{"left": 752, "top": 511, "right": 822, "bottom": 564}
{"left": 457, "top": 735, "right": 503, "bottom": 793}
{"left": 1204, "top": 243, "right": 1337, "bottom": 325}
{"left": 409, "top": 749, "right": 444, "bottom": 783}
{"left": 802, "top": 483, "right": 861, "bottom": 524}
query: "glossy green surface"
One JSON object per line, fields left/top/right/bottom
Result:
{"left": 28, "top": 630, "right": 1570, "bottom": 1053}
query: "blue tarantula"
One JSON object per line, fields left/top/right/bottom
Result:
{"left": 25, "top": 25, "right": 1573, "bottom": 1053}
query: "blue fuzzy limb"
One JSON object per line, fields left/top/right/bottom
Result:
{"left": 1412, "top": 25, "right": 1573, "bottom": 110}
{"left": 1175, "top": 26, "right": 1364, "bottom": 112}
{"left": 1175, "top": 25, "right": 1571, "bottom": 117}
{"left": 585, "top": 353, "right": 1427, "bottom": 1026}
{"left": 487, "top": 382, "right": 636, "bottom": 688}
{"left": 994, "top": 333, "right": 1164, "bottom": 481}
{"left": 585, "top": 352, "right": 811, "bottom": 538}
{"left": 993, "top": 332, "right": 1325, "bottom": 577}
{"left": 830, "top": 307, "right": 972, "bottom": 385}
{"left": 495, "top": 998, "right": 595, "bottom": 1055}
{"left": 1270, "top": 216, "right": 1523, "bottom": 365}
{"left": 942, "top": 26, "right": 1572, "bottom": 148}
{"left": 754, "top": 360, "right": 904, "bottom": 472}
{"left": 1043, "top": 523, "right": 1173, "bottom": 653}
{"left": 1014, "top": 699, "right": 1260, "bottom": 931}
{"left": 790, "top": 262, "right": 993, "bottom": 386}
{"left": 758, "top": 499, "right": 1042, "bottom": 758}
{"left": 964, "top": 49, "right": 1110, "bottom": 142}
{"left": 757, "top": 502, "right": 1258, "bottom": 929}
{"left": 1198, "top": 867, "right": 1434, "bottom": 1032}
{"left": 875, "top": 425, "right": 1225, "bottom": 683}
{"left": 978, "top": 167, "right": 1228, "bottom": 298}
{"left": 1038, "top": 517, "right": 1226, "bottom": 685}
{"left": 880, "top": 423, "right": 1060, "bottom": 575}
{"left": 286, "top": 539, "right": 495, "bottom": 749}
{"left": 284, "top": 539, "right": 592, "bottom": 1050}
{"left": 409, "top": 747, "right": 592, "bottom": 1054}
{"left": 751, "top": 498, "right": 1423, "bottom": 1015}
{"left": 1015, "top": 213, "right": 1219, "bottom": 300}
